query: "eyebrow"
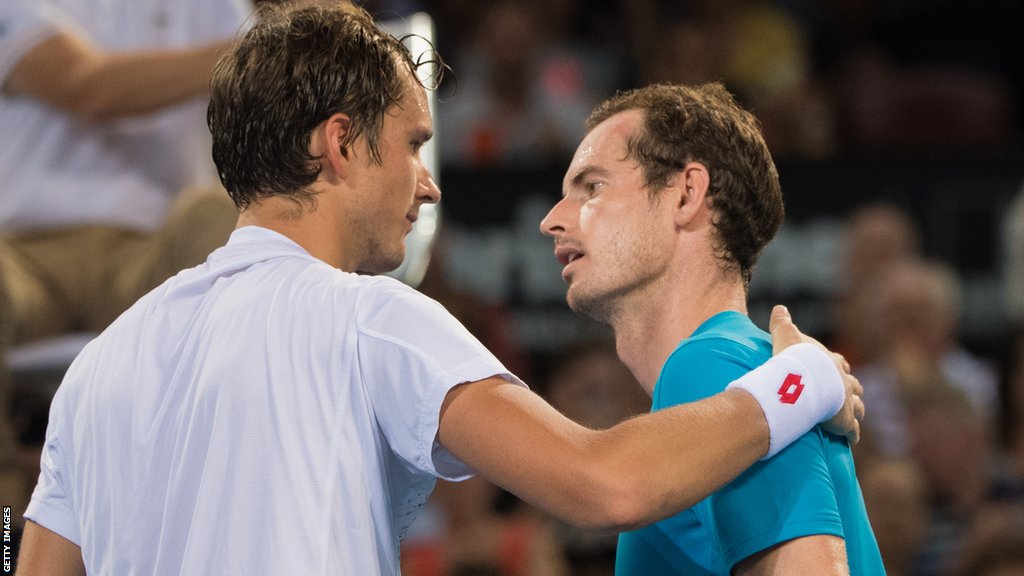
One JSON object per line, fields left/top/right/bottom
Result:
{"left": 566, "top": 165, "right": 610, "bottom": 193}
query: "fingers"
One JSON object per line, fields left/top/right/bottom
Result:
{"left": 853, "top": 394, "right": 865, "bottom": 423}
{"left": 820, "top": 369, "right": 865, "bottom": 445}
{"left": 846, "top": 369, "right": 862, "bottom": 397}
{"left": 769, "top": 305, "right": 802, "bottom": 355}
{"left": 768, "top": 304, "right": 791, "bottom": 333}
{"left": 827, "top": 401, "right": 863, "bottom": 445}
{"left": 841, "top": 367, "right": 863, "bottom": 444}
{"left": 849, "top": 394, "right": 863, "bottom": 444}
{"left": 836, "top": 353, "right": 851, "bottom": 375}
{"left": 839, "top": 381, "right": 864, "bottom": 445}
{"left": 846, "top": 417, "right": 861, "bottom": 446}
{"left": 767, "top": 305, "right": 866, "bottom": 445}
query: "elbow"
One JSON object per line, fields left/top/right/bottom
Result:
{"left": 559, "top": 433, "right": 709, "bottom": 532}
{"left": 591, "top": 483, "right": 651, "bottom": 533}
{"left": 564, "top": 461, "right": 653, "bottom": 532}
{"left": 65, "top": 91, "right": 122, "bottom": 122}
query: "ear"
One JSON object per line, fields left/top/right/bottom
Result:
{"left": 671, "top": 161, "right": 711, "bottom": 229}
{"left": 313, "top": 113, "right": 353, "bottom": 182}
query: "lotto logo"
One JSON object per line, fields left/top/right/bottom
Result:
{"left": 777, "top": 373, "right": 804, "bottom": 404}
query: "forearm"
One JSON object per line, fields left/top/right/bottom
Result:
{"left": 64, "top": 42, "right": 229, "bottom": 119}
{"left": 439, "top": 379, "right": 768, "bottom": 531}
{"left": 585, "top": 388, "right": 768, "bottom": 530}
{"left": 4, "top": 33, "right": 230, "bottom": 120}
{"left": 15, "top": 521, "right": 86, "bottom": 576}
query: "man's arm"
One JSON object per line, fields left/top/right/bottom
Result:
{"left": 439, "top": 306, "right": 863, "bottom": 532}
{"left": 3, "top": 30, "right": 230, "bottom": 121}
{"left": 15, "top": 521, "right": 85, "bottom": 576}
{"left": 734, "top": 535, "right": 849, "bottom": 576}
{"left": 440, "top": 376, "right": 768, "bottom": 532}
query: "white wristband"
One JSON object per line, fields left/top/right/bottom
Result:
{"left": 726, "top": 343, "right": 845, "bottom": 459}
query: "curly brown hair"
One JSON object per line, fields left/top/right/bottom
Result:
{"left": 586, "top": 83, "right": 784, "bottom": 284}
{"left": 208, "top": 1, "right": 442, "bottom": 210}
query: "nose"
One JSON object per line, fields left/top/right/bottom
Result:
{"left": 540, "top": 197, "right": 568, "bottom": 237}
{"left": 417, "top": 164, "right": 441, "bottom": 204}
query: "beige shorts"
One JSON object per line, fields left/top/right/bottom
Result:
{"left": 0, "top": 186, "right": 238, "bottom": 346}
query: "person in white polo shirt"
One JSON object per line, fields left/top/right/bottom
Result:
{"left": 0, "top": 0, "right": 250, "bottom": 361}
{"left": 16, "top": 3, "right": 864, "bottom": 575}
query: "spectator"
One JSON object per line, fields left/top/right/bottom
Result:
{"left": 437, "top": 0, "right": 615, "bottom": 168}
{"left": 858, "top": 457, "right": 929, "bottom": 576}
{"left": 952, "top": 503, "right": 1024, "bottom": 576}
{"left": 906, "top": 385, "right": 999, "bottom": 575}
{"left": 831, "top": 202, "right": 922, "bottom": 369}
{"left": 857, "top": 259, "right": 999, "bottom": 457}
{"left": 0, "top": 0, "right": 249, "bottom": 362}
{"left": 641, "top": 0, "right": 835, "bottom": 158}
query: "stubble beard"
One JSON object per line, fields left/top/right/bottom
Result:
{"left": 362, "top": 242, "right": 405, "bottom": 274}
{"left": 353, "top": 219, "right": 407, "bottom": 274}
{"left": 567, "top": 282, "right": 619, "bottom": 325}
{"left": 566, "top": 232, "right": 667, "bottom": 327}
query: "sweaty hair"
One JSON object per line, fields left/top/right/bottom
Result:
{"left": 208, "top": 1, "right": 439, "bottom": 209}
{"left": 586, "top": 83, "right": 784, "bottom": 284}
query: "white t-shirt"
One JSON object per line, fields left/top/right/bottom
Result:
{"left": 0, "top": 0, "right": 250, "bottom": 232}
{"left": 26, "top": 226, "right": 521, "bottom": 575}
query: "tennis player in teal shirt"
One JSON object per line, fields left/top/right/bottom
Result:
{"left": 616, "top": 311, "right": 885, "bottom": 575}
{"left": 540, "top": 81, "right": 875, "bottom": 573}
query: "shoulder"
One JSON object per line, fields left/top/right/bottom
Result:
{"left": 655, "top": 313, "right": 771, "bottom": 407}
{"left": 354, "top": 275, "right": 447, "bottom": 317}
{"left": 353, "top": 275, "right": 478, "bottom": 345}
{"left": 679, "top": 312, "right": 770, "bottom": 357}
{"left": 662, "top": 313, "right": 771, "bottom": 381}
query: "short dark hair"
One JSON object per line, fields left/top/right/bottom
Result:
{"left": 208, "top": 2, "right": 439, "bottom": 209}
{"left": 586, "top": 83, "right": 784, "bottom": 284}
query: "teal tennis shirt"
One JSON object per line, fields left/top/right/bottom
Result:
{"left": 615, "top": 311, "right": 885, "bottom": 575}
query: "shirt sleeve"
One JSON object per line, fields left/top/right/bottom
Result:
{"left": 23, "top": 389, "right": 81, "bottom": 545}
{"left": 355, "top": 278, "right": 524, "bottom": 480}
{"left": 656, "top": 338, "right": 845, "bottom": 570}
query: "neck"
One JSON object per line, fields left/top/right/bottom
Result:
{"left": 610, "top": 263, "right": 748, "bottom": 395}
{"left": 236, "top": 194, "right": 356, "bottom": 271}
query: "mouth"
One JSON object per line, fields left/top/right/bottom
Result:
{"left": 404, "top": 211, "right": 418, "bottom": 233}
{"left": 554, "top": 244, "right": 585, "bottom": 267}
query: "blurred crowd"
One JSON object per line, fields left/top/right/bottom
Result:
{"left": 3, "top": 0, "right": 1024, "bottom": 574}
{"left": 365, "top": 0, "right": 1023, "bottom": 166}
